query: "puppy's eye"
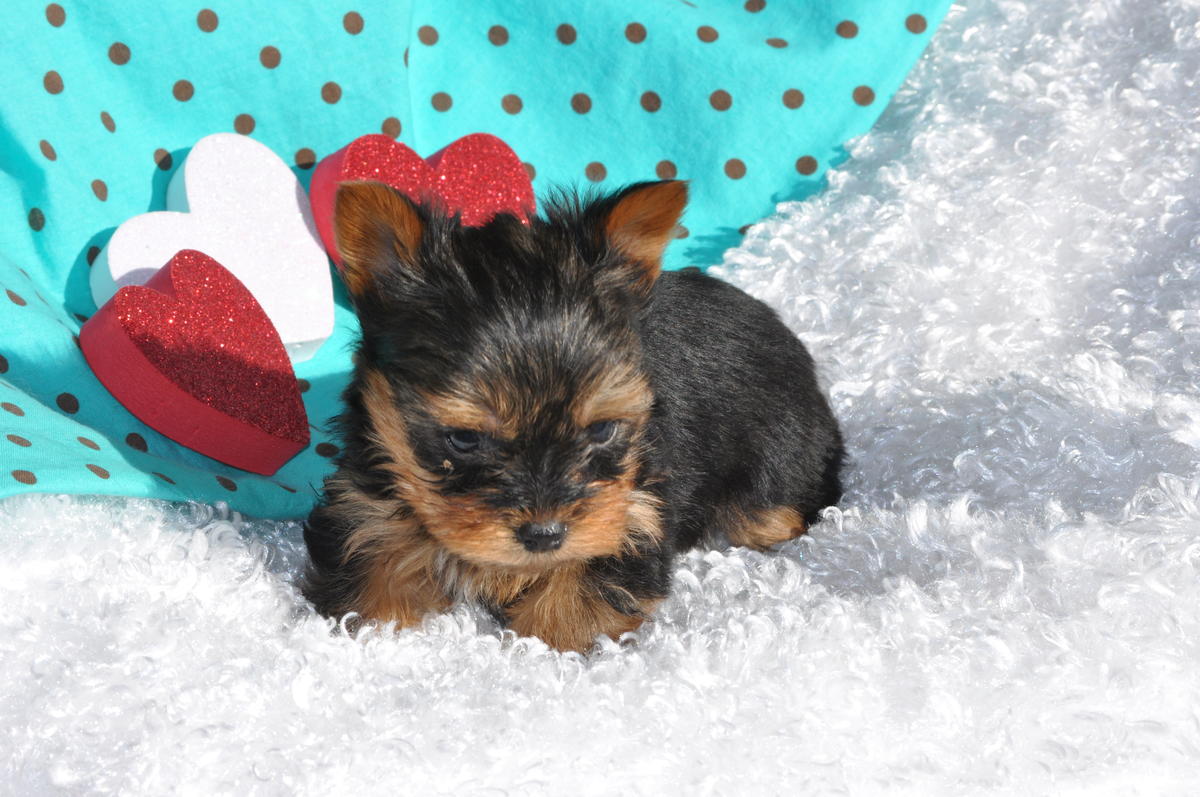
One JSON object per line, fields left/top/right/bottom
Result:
{"left": 586, "top": 420, "right": 618, "bottom": 445}
{"left": 446, "top": 429, "right": 484, "bottom": 453}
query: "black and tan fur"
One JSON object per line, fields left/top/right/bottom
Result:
{"left": 302, "top": 179, "right": 843, "bottom": 652}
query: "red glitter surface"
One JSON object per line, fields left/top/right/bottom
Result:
{"left": 310, "top": 133, "right": 535, "bottom": 264}
{"left": 421, "top": 133, "right": 536, "bottom": 226}
{"left": 342, "top": 133, "right": 534, "bottom": 225}
{"left": 109, "top": 250, "right": 308, "bottom": 443}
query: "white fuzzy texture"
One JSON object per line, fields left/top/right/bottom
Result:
{"left": 5, "top": 0, "right": 1200, "bottom": 793}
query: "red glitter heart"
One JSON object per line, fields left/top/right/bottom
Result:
{"left": 80, "top": 249, "right": 310, "bottom": 475}
{"left": 309, "top": 133, "right": 536, "bottom": 266}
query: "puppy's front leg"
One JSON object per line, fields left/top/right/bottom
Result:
{"left": 503, "top": 558, "right": 666, "bottom": 653}
{"left": 302, "top": 483, "right": 452, "bottom": 629}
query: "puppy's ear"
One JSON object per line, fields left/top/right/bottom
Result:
{"left": 600, "top": 180, "right": 688, "bottom": 295}
{"left": 334, "top": 181, "right": 424, "bottom": 300}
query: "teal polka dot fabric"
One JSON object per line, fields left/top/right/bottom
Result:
{"left": 0, "top": 0, "right": 950, "bottom": 518}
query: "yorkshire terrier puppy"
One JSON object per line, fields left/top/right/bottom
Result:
{"left": 302, "top": 179, "right": 843, "bottom": 652}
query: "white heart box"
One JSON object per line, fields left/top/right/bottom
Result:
{"left": 91, "top": 133, "right": 334, "bottom": 363}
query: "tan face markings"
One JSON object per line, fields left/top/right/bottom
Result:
{"left": 419, "top": 387, "right": 513, "bottom": 440}
{"left": 426, "top": 483, "right": 657, "bottom": 570}
{"left": 363, "top": 369, "right": 654, "bottom": 569}
{"left": 572, "top": 364, "right": 653, "bottom": 430}
{"left": 425, "top": 353, "right": 652, "bottom": 455}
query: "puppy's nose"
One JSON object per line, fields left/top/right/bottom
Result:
{"left": 516, "top": 521, "right": 567, "bottom": 552}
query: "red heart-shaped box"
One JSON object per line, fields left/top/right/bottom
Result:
{"left": 309, "top": 133, "right": 536, "bottom": 266}
{"left": 80, "top": 249, "right": 310, "bottom": 476}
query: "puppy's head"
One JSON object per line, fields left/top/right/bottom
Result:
{"left": 334, "top": 179, "right": 687, "bottom": 570}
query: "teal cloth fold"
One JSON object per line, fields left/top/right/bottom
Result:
{"left": 0, "top": 0, "right": 950, "bottom": 518}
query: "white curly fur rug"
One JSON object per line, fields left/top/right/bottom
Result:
{"left": 5, "top": 0, "right": 1200, "bottom": 793}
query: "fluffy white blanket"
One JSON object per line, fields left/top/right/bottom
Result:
{"left": 5, "top": 1, "right": 1200, "bottom": 792}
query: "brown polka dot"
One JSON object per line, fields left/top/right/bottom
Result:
{"left": 315, "top": 442, "right": 340, "bottom": 457}
{"left": 295, "top": 148, "right": 316, "bottom": 169}
{"left": 431, "top": 92, "right": 452, "bottom": 111}
{"left": 44, "top": 71, "right": 63, "bottom": 94}
{"left": 697, "top": 26, "right": 719, "bottom": 42}
{"left": 12, "top": 470, "right": 36, "bottom": 485}
{"left": 585, "top": 162, "right": 606, "bottom": 182}
{"left": 7, "top": 435, "right": 30, "bottom": 447}
{"left": 343, "top": 11, "right": 364, "bottom": 35}
{"left": 2, "top": 402, "right": 24, "bottom": 417}
{"left": 154, "top": 149, "right": 173, "bottom": 170}
{"left": 418, "top": 25, "right": 438, "bottom": 45}
{"left": 46, "top": 4, "right": 66, "bottom": 26}
{"left": 488, "top": 25, "right": 509, "bottom": 45}
{"left": 404, "top": 48, "right": 409, "bottom": 67}
{"left": 556, "top": 24, "right": 576, "bottom": 44}
{"left": 381, "top": 117, "right": 401, "bottom": 138}
{"left": 216, "top": 475, "right": 237, "bottom": 491}
{"left": 626, "top": 23, "right": 646, "bottom": 43}
{"left": 570, "top": 93, "right": 592, "bottom": 114}
{"left": 77, "top": 436, "right": 100, "bottom": 450}
{"left": 0, "top": 354, "right": 7, "bottom": 373}
{"left": 153, "top": 472, "right": 176, "bottom": 485}
{"left": 173, "top": 80, "right": 194, "bottom": 101}
{"left": 674, "top": 225, "right": 689, "bottom": 239}
{"left": 656, "top": 160, "right": 677, "bottom": 179}
{"left": 640, "top": 91, "right": 662, "bottom": 112}
{"left": 523, "top": 162, "right": 536, "bottom": 181}
{"left": 91, "top": 180, "right": 107, "bottom": 201}
{"left": 39, "top": 140, "right": 57, "bottom": 161}
{"left": 108, "top": 42, "right": 130, "bottom": 65}
{"left": 86, "top": 246, "right": 100, "bottom": 265}
{"left": 86, "top": 464, "right": 110, "bottom": 479}
{"left": 234, "top": 113, "right": 255, "bottom": 134}
{"left": 724, "top": 159, "right": 746, "bottom": 179}
{"left": 56, "top": 393, "right": 79, "bottom": 413}
{"left": 796, "top": 155, "right": 818, "bottom": 175}
{"left": 28, "top": 209, "right": 45, "bottom": 231}
{"left": 782, "top": 89, "right": 806, "bottom": 109}
{"left": 836, "top": 20, "right": 859, "bottom": 38}
{"left": 7, "top": 290, "right": 26, "bottom": 307}
{"left": 260, "top": 46, "right": 281, "bottom": 68}
{"left": 296, "top": 378, "right": 311, "bottom": 393}
{"left": 501, "top": 94, "right": 523, "bottom": 114}
{"left": 125, "top": 432, "right": 147, "bottom": 452}
{"left": 853, "top": 85, "right": 876, "bottom": 106}
{"left": 766, "top": 37, "right": 788, "bottom": 48}
{"left": 100, "top": 111, "right": 115, "bottom": 132}
{"left": 321, "top": 82, "right": 342, "bottom": 104}
{"left": 744, "top": 0, "right": 766, "bottom": 11}
{"left": 739, "top": 224, "right": 751, "bottom": 235}
{"left": 73, "top": 313, "right": 88, "bottom": 323}
{"left": 710, "top": 90, "right": 732, "bottom": 111}
{"left": 906, "top": 14, "right": 928, "bottom": 34}
{"left": 197, "top": 9, "right": 218, "bottom": 32}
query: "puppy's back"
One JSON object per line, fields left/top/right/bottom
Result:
{"left": 639, "top": 269, "right": 843, "bottom": 549}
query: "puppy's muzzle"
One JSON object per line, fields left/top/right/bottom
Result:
{"left": 516, "top": 521, "right": 566, "bottom": 552}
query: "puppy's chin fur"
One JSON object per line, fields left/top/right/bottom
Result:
{"left": 301, "top": 178, "right": 844, "bottom": 652}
